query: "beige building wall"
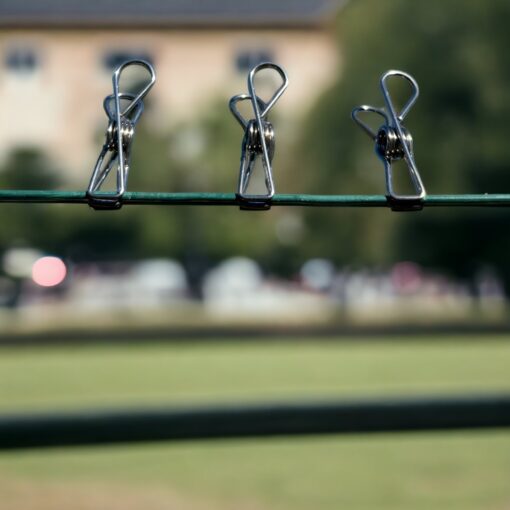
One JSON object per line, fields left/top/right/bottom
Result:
{"left": 0, "top": 28, "right": 340, "bottom": 182}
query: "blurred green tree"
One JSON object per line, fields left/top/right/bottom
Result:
{"left": 0, "top": 149, "right": 62, "bottom": 256}
{"left": 293, "top": 0, "right": 510, "bottom": 288}
{"left": 0, "top": 148, "right": 145, "bottom": 262}
{"left": 0, "top": 148, "right": 61, "bottom": 190}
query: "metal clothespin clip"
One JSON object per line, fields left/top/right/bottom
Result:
{"left": 229, "top": 62, "right": 289, "bottom": 210}
{"left": 352, "top": 70, "right": 426, "bottom": 211}
{"left": 87, "top": 60, "right": 156, "bottom": 210}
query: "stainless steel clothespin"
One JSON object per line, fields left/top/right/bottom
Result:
{"left": 87, "top": 60, "right": 156, "bottom": 210}
{"left": 229, "top": 62, "right": 289, "bottom": 210}
{"left": 352, "top": 70, "right": 426, "bottom": 211}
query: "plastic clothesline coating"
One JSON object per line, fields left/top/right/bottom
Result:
{"left": 0, "top": 190, "right": 510, "bottom": 207}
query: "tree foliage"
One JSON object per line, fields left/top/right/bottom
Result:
{"left": 293, "top": 0, "right": 510, "bottom": 286}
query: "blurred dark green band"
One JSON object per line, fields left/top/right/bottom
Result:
{"left": 1, "top": 394, "right": 509, "bottom": 450}
{"left": 1, "top": 190, "right": 510, "bottom": 207}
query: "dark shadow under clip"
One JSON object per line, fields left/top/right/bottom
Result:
{"left": 87, "top": 60, "right": 156, "bottom": 210}
{"left": 352, "top": 70, "right": 426, "bottom": 212}
{"left": 230, "top": 62, "right": 289, "bottom": 210}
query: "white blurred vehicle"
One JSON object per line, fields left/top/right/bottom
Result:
{"left": 68, "top": 259, "right": 189, "bottom": 310}
{"left": 202, "top": 257, "right": 332, "bottom": 321}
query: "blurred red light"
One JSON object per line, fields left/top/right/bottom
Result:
{"left": 32, "top": 257, "right": 67, "bottom": 287}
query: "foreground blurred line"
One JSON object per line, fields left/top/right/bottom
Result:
{"left": 1, "top": 393, "right": 509, "bottom": 450}
{"left": 1, "top": 324, "right": 510, "bottom": 346}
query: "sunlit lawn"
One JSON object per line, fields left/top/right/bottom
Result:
{"left": 0, "top": 337, "right": 509, "bottom": 510}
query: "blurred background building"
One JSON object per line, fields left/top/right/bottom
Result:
{"left": 0, "top": 0, "right": 342, "bottom": 177}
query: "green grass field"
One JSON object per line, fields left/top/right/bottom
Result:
{"left": 0, "top": 337, "right": 509, "bottom": 510}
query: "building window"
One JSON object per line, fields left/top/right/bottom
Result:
{"left": 235, "top": 50, "right": 274, "bottom": 73}
{"left": 103, "top": 51, "right": 153, "bottom": 72}
{"left": 5, "top": 48, "right": 39, "bottom": 75}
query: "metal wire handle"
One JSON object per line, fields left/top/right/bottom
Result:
{"left": 352, "top": 70, "right": 426, "bottom": 211}
{"left": 87, "top": 60, "right": 156, "bottom": 210}
{"left": 230, "top": 62, "right": 289, "bottom": 210}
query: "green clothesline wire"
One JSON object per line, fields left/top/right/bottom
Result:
{"left": 0, "top": 190, "right": 509, "bottom": 207}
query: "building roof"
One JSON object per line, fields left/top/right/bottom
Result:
{"left": 0, "top": 0, "right": 346, "bottom": 29}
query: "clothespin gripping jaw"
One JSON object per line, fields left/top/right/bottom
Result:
{"left": 352, "top": 70, "right": 426, "bottom": 211}
{"left": 230, "top": 62, "right": 289, "bottom": 210}
{"left": 87, "top": 59, "right": 156, "bottom": 210}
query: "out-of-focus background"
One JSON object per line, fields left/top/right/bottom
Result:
{"left": 0, "top": 1, "right": 509, "bottom": 509}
